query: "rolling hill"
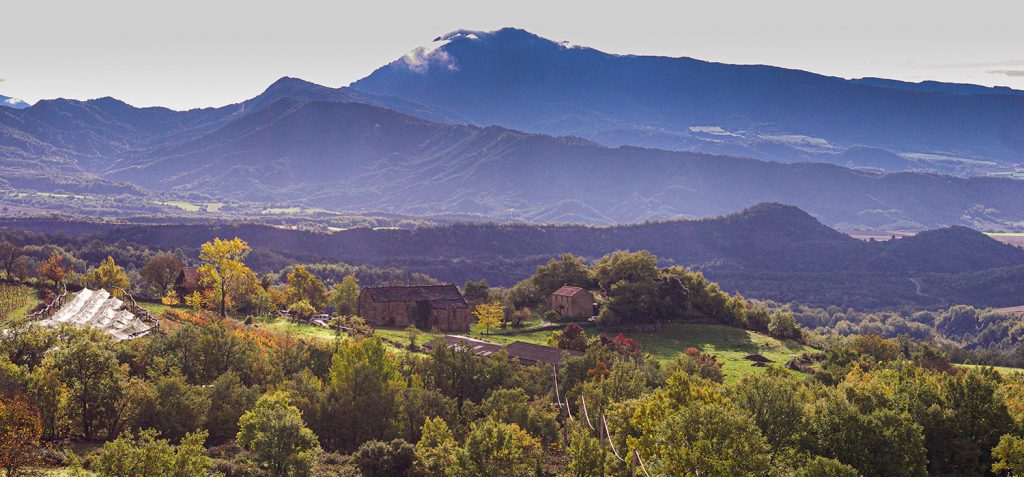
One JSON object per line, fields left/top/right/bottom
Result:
{"left": 4, "top": 203, "right": 1023, "bottom": 308}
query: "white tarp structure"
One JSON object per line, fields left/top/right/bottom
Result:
{"left": 38, "top": 288, "right": 153, "bottom": 341}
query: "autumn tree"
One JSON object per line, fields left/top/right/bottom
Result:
{"left": 161, "top": 290, "right": 180, "bottom": 306}
{"left": 0, "top": 394, "right": 43, "bottom": 477}
{"left": 237, "top": 391, "right": 321, "bottom": 477}
{"left": 285, "top": 266, "right": 327, "bottom": 311}
{"left": 85, "top": 256, "right": 130, "bottom": 297}
{"left": 141, "top": 252, "right": 184, "bottom": 296}
{"left": 198, "top": 237, "right": 252, "bottom": 317}
{"left": 473, "top": 302, "right": 503, "bottom": 335}
{"left": 555, "top": 323, "right": 588, "bottom": 352}
{"left": 328, "top": 274, "right": 360, "bottom": 316}
{"left": 38, "top": 252, "right": 66, "bottom": 289}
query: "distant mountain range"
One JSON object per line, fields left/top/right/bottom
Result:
{"left": 4, "top": 203, "right": 1023, "bottom": 308}
{"left": 1, "top": 28, "right": 1023, "bottom": 230}
{"left": 354, "top": 28, "right": 1024, "bottom": 168}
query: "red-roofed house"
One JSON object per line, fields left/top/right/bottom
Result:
{"left": 551, "top": 285, "right": 594, "bottom": 319}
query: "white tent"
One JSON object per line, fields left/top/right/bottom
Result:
{"left": 38, "top": 288, "right": 153, "bottom": 340}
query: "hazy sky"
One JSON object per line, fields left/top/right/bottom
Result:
{"left": 4, "top": 0, "right": 1023, "bottom": 110}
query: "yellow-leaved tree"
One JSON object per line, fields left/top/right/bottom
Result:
{"left": 473, "top": 302, "right": 504, "bottom": 335}
{"left": 85, "top": 256, "right": 130, "bottom": 298}
{"left": 198, "top": 237, "right": 252, "bottom": 317}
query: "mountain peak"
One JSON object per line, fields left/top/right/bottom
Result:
{"left": 264, "top": 76, "right": 321, "bottom": 92}
{"left": 0, "top": 94, "right": 30, "bottom": 109}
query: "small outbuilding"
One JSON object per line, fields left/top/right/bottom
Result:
{"left": 551, "top": 285, "right": 594, "bottom": 320}
{"left": 358, "top": 284, "right": 471, "bottom": 331}
{"left": 174, "top": 267, "right": 201, "bottom": 297}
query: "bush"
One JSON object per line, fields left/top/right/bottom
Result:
{"left": 353, "top": 439, "right": 416, "bottom": 477}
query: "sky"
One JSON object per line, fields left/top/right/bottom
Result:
{"left": 3, "top": 0, "right": 1023, "bottom": 110}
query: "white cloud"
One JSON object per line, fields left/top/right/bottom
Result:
{"left": 400, "top": 40, "right": 458, "bottom": 73}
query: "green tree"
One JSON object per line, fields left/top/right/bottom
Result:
{"left": 768, "top": 310, "right": 802, "bottom": 340}
{"left": 992, "top": 433, "right": 1024, "bottom": 477}
{"left": 646, "top": 401, "right": 772, "bottom": 477}
{"left": 592, "top": 250, "right": 659, "bottom": 292}
{"left": 141, "top": 252, "right": 184, "bottom": 296}
{"left": 206, "top": 371, "right": 258, "bottom": 445}
{"left": 397, "top": 386, "right": 454, "bottom": 444}
{"left": 463, "top": 279, "right": 490, "bottom": 305}
{"left": 415, "top": 417, "right": 460, "bottom": 477}
{"left": 328, "top": 274, "right": 360, "bottom": 316}
{"left": 285, "top": 266, "right": 328, "bottom": 310}
{"left": 237, "top": 391, "right": 321, "bottom": 477}
{"left": 806, "top": 389, "right": 927, "bottom": 477}
{"left": 93, "top": 428, "right": 211, "bottom": 477}
{"left": 793, "top": 456, "right": 860, "bottom": 477}
{"left": 49, "top": 334, "right": 121, "bottom": 439}
{"left": 198, "top": 237, "right": 252, "bottom": 317}
{"left": 480, "top": 388, "right": 559, "bottom": 443}
{"left": 728, "top": 368, "right": 806, "bottom": 456}
{"left": 566, "top": 421, "right": 604, "bottom": 477}
{"left": 460, "top": 419, "right": 542, "bottom": 477}
{"left": 0, "top": 241, "right": 21, "bottom": 281}
{"left": 322, "top": 337, "right": 404, "bottom": 450}
{"left": 527, "top": 253, "right": 591, "bottom": 304}
{"left": 146, "top": 371, "right": 209, "bottom": 442}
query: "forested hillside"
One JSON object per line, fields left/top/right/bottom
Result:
{"left": 4, "top": 203, "right": 1023, "bottom": 308}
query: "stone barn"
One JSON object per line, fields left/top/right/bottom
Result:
{"left": 551, "top": 285, "right": 594, "bottom": 320}
{"left": 358, "top": 284, "right": 471, "bottom": 331}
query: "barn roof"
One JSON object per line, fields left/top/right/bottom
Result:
{"left": 504, "top": 341, "right": 584, "bottom": 366}
{"left": 422, "top": 335, "right": 583, "bottom": 366}
{"left": 423, "top": 335, "right": 503, "bottom": 356}
{"left": 552, "top": 285, "right": 586, "bottom": 297}
{"left": 363, "top": 284, "right": 468, "bottom": 309}
{"left": 176, "top": 267, "right": 200, "bottom": 289}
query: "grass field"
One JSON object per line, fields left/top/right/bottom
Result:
{"left": 1, "top": 284, "right": 40, "bottom": 322}
{"left": 155, "top": 200, "right": 202, "bottom": 212}
{"left": 263, "top": 318, "right": 814, "bottom": 382}
{"left": 623, "top": 323, "right": 815, "bottom": 382}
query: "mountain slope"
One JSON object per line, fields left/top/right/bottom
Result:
{"left": 352, "top": 28, "right": 1024, "bottom": 166}
{"left": 101, "top": 98, "right": 1024, "bottom": 229}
